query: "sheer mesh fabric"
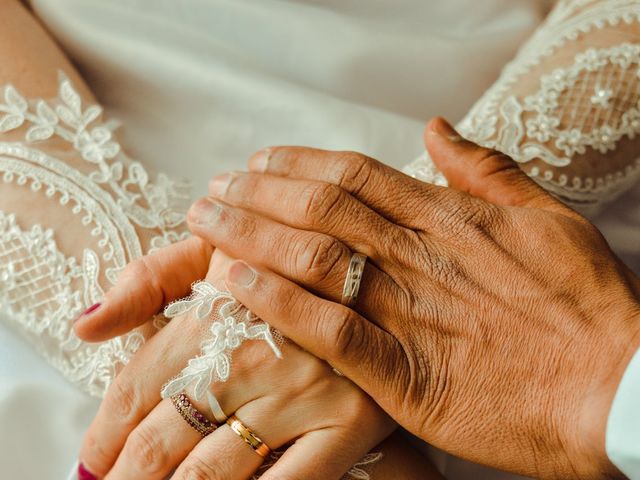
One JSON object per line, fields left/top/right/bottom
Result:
{"left": 0, "top": 74, "right": 191, "bottom": 396}
{"left": 0, "top": 75, "right": 382, "bottom": 479}
{"left": 0, "top": 1, "right": 638, "bottom": 477}
{"left": 404, "top": 0, "right": 640, "bottom": 215}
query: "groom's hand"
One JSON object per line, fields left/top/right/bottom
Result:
{"left": 189, "top": 118, "right": 640, "bottom": 479}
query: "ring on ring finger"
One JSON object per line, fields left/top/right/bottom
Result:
{"left": 341, "top": 252, "right": 367, "bottom": 308}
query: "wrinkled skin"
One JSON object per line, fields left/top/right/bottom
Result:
{"left": 76, "top": 118, "right": 640, "bottom": 479}
{"left": 192, "top": 118, "right": 640, "bottom": 479}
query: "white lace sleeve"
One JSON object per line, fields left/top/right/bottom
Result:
{"left": 0, "top": 73, "right": 191, "bottom": 396}
{"left": 404, "top": 0, "right": 640, "bottom": 215}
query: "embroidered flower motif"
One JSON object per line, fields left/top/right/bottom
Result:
{"left": 556, "top": 128, "right": 586, "bottom": 156}
{"left": 590, "top": 87, "right": 614, "bottom": 108}
{"left": 526, "top": 114, "right": 560, "bottom": 142}
{"left": 591, "top": 125, "right": 617, "bottom": 153}
{"left": 412, "top": 13, "right": 640, "bottom": 213}
{"left": 161, "top": 281, "right": 282, "bottom": 400}
{"left": 75, "top": 126, "right": 120, "bottom": 164}
{"left": 524, "top": 90, "right": 559, "bottom": 113}
{"left": 211, "top": 316, "right": 247, "bottom": 350}
{"left": 0, "top": 73, "right": 190, "bottom": 397}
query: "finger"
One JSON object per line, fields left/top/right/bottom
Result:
{"left": 78, "top": 315, "right": 206, "bottom": 477}
{"left": 188, "top": 198, "right": 401, "bottom": 317}
{"left": 224, "top": 261, "right": 408, "bottom": 407}
{"left": 259, "top": 430, "right": 377, "bottom": 480}
{"left": 172, "top": 397, "right": 279, "bottom": 480}
{"left": 424, "top": 117, "right": 575, "bottom": 216}
{"left": 105, "top": 398, "right": 201, "bottom": 480}
{"left": 74, "top": 236, "right": 213, "bottom": 342}
{"left": 207, "top": 171, "right": 401, "bottom": 256}
{"left": 246, "top": 145, "right": 441, "bottom": 227}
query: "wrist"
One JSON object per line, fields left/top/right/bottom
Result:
{"left": 574, "top": 303, "right": 640, "bottom": 478}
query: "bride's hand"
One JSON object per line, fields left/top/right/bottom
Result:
{"left": 76, "top": 247, "right": 396, "bottom": 480}
{"left": 189, "top": 118, "right": 640, "bottom": 479}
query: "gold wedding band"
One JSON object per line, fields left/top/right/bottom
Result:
{"left": 226, "top": 415, "right": 271, "bottom": 458}
{"left": 341, "top": 253, "right": 367, "bottom": 307}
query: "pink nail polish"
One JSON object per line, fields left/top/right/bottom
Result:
{"left": 78, "top": 462, "right": 97, "bottom": 480}
{"left": 75, "top": 303, "right": 101, "bottom": 322}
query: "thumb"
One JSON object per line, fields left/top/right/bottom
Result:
{"left": 424, "top": 117, "right": 569, "bottom": 214}
{"left": 74, "top": 236, "right": 213, "bottom": 342}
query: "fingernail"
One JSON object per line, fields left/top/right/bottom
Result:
{"left": 429, "top": 118, "right": 464, "bottom": 142}
{"left": 78, "top": 462, "right": 97, "bottom": 480}
{"left": 249, "top": 148, "right": 271, "bottom": 172}
{"left": 75, "top": 303, "right": 101, "bottom": 323}
{"left": 208, "top": 173, "right": 233, "bottom": 197}
{"left": 227, "top": 261, "right": 256, "bottom": 287}
{"left": 190, "top": 198, "right": 224, "bottom": 225}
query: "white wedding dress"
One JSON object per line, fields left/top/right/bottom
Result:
{"left": 1, "top": 0, "right": 639, "bottom": 478}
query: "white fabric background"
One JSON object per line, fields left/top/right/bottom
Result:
{"left": 2, "top": 1, "right": 636, "bottom": 478}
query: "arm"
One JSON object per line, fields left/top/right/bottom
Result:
{"left": 0, "top": 0, "right": 202, "bottom": 396}
{"left": 77, "top": 2, "right": 637, "bottom": 478}
{"left": 404, "top": 0, "right": 640, "bottom": 216}
{"left": 0, "top": 3, "right": 440, "bottom": 478}
{"left": 197, "top": 121, "right": 640, "bottom": 479}
{"left": 82, "top": 0, "right": 640, "bottom": 343}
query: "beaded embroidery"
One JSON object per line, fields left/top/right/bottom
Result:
{"left": 404, "top": 0, "right": 640, "bottom": 213}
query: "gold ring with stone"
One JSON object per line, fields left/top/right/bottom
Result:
{"left": 171, "top": 392, "right": 217, "bottom": 437}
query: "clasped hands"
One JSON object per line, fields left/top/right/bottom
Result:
{"left": 74, "top": 118, "right": 640, "bottom": 479}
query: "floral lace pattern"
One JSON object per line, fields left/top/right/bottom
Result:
{"left": 159, "top": 281, "right": 381, "bottom": 478}
{"left": 0, "top": 74, "right": 380, "bottom": 477}
{"left": 0, "top": 74, "right": 190, "bottom": 396}
{"left": 160, "top": 281, "right": 282, "bottom": 400}
{"left": 404, "top": 0, "right": 640, "bottom": 213}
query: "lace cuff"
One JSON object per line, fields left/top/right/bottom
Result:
{"left": 160, "top": 281, "right": 283, "bottom": 401}
{"left": 405, "top": 0, "right": 640, "bottom": 214}
{"left": 0, "top": 73, "right": 190, "bottom": 396}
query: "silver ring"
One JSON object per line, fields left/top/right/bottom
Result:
{"left": 341, "top": 253, "right": 367, "bottom": 308}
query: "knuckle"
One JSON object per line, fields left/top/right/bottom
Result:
{"left": 229, "top": 210, "right": 257, "bottom": 239}
{"left": 104, "top": 379, "right": 138, "bottom": 426}
{"left": 297, "top": 235, "right": 345, "bottom": 285}
{"left": 136, "top": 255, "right": 165, "bottom": 301}
{"left": 124, "top": 423, "right": 168, "bottom": 474}
{"left": 335, "top": 151, "right": 374, "bottom": 194}
{"left": 325, "top": 307, "right": 362, "bottom": 359}
{"left": 121, "top": 256, "right": 157, "bottom": 289}
{"left": 301, "top": 182, "right": 344, "bottom": 226}
{"left": 264, "top": 276, "right": 298, "bottom": 317}
{"left": 177, "top": 456, "right": 218, "bottom": 480}
{"left": 476, "top": 148, "right": 513, "bottom": 170}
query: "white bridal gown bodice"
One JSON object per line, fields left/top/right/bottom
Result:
{"left": 1, "top": 0, "right": 639, "bottom": 478}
